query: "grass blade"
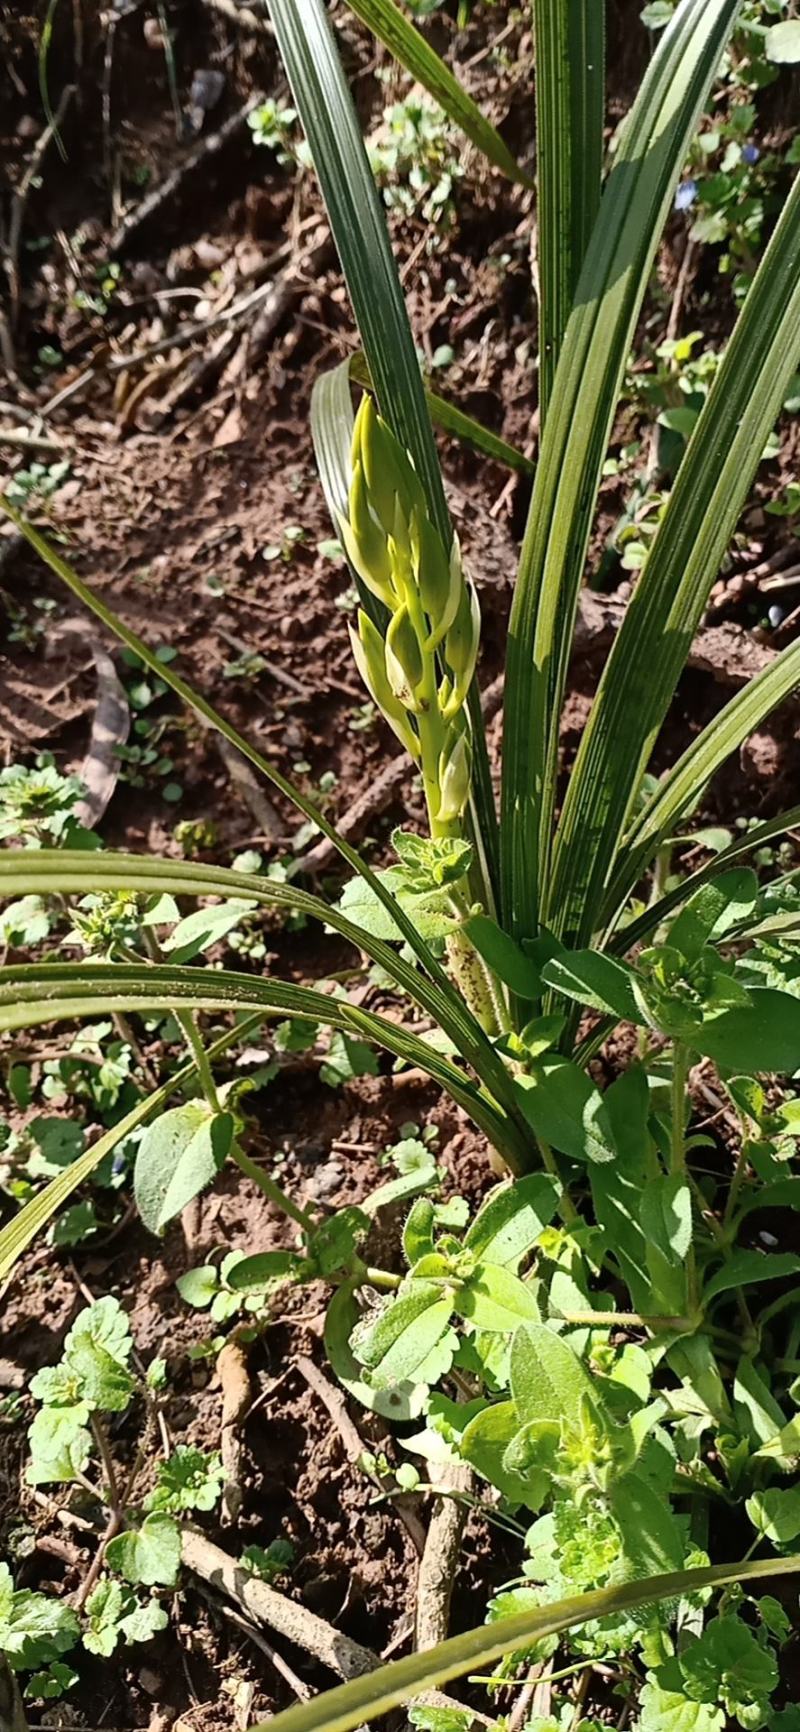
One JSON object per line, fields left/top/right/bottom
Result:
{"left": 604, "top": 637, "right": 800, "bottom": 927}
{"left": 549, "top": 162, "right": 800, "bottom": 947}
{"left": 0, "top": 962, "right": 523, "bottom": 1166}
{"left": 247, "top": 1554, "right": 800, "bottom": 1732}
{"left": 0, "top": 848, "right": 519, "bottom": 1126}
{"left": 345, "top": 0, "right": 531, "bottom": 187}
{"left": 0, "top": 1015, "right": 262, "bottom": 1280}
{"left": 267, "top": 0, "right": 499, "bottom": 903}
{"left": 500, "top": 0, "right": 741, "bottom": 946}
{"left": 533, "top": 0, "right": 605, "bottom": 420}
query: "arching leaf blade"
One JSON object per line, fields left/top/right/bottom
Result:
{"left": 549, "top": 161, "right": 800, "bottom": 947}
{"left": 247, "top": 1554, "right": 800, "bottom": 1732}
{"left": 0, "top": 962, "right": 523, "bottom": 1167}
{"left": 344, "top": 0, "right": 531, "bottom": 187}
{"left": 605, "top": 637, "right": 800, "bottom": 925}
{"left": 501, "top": 0, "right": 741, "bottom": 945}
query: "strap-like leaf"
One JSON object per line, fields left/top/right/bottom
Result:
{"left": 344, "top": 0, "right": 531, "bottom": 187}
{"left": 0, "top": 1014, "right": 262, "bottom": 1280}
{"left": 533, "top": 0, "right": 605, "bottom": 420}
{"left": 549, "top": 160, "right": 800, "bottom": 947}
{"left": 0, "top": 849, "right": 521, "bottom": 1135}
{"left": 500, "top": 0, "right": 741, "bottom": 945}
{"left": 0, "top": 961, "right": 525, "bottom": 1168}
{"left": 605, "top": 637, "right": 800, "bottom": 925}
{"left": 248, "top": 1554, "right": 800, "bottom": 1732}
{"left": 267, "top": 0, "right": 499, "bottom": 903}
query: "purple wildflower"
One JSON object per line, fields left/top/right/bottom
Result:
{"left": 742, "top": 142, "right": 760, "bottom": 165}
{"left": 674, "top": 179, "right": 698, "bottom": 212}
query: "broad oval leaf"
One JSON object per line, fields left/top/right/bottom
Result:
{"left": 349, "top": 1279, "right": 455, "bottom": 1391}
{"left": 703, "top": 1249, "right": 799, "bottom": 1304}
{"left": 510, "top": 1322, "right": 597, "bottom": 1430}
{"left": 516, "top": 1061, "right": 616, "bottom": 1164}
{"left": 453, "top": 1263, "right": 541, "bottom": 1332}
{"left": 464, "top": 1174, "right": 561, "bottom": 1268}
{"left": 691, "top": 988, "right": 800, "bottom": 1076}
{"left": 134, "top": 1105, "right": 234, "bottom": 1234}
{"left": 225, "top": 1251, "right": 308, "bottom": 1290}
{"left": 105, "top": 1513, "right": 181, "bottom": 1587}
{"left": 541, "top": 950, "right": 642, "bottom": 1022}
{"left": 324, "top": 1280, "right": 428, "bottom": 1421}
{"left": 460, "top": 1399, "right": 544, "bottom": 1504}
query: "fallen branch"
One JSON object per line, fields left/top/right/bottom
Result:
{"left": 218, "top": 1337, "right": 252, "bottom": 1526}
{"left": 180, "top": 1526, "right": 378, "bottom": 1680}
{"left": 296, "top": 1354, "right": 426, "bottom": 1556}
{"left": 415, "top": 1461, "right": 473, "bottom": 1652}
{"left": 181, "top": 1526, "right": 491, "bottom": 1721}
{"left": 0, "top": 428, "right": 63, "bottom": 454}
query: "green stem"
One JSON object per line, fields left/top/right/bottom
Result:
{"left": 363, "top": 1265, "right": 402, "bottom": 1291}
{"left": 723, "top": 1123, "right": 752, "bottom": 1233}
{"left": 175, "top": 1010, "right": 221, "bottom": 1114}
{"left": 230, "top": 1144, "right": 316, "bottom": 1235}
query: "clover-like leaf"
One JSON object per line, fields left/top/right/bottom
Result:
{"left": 147, "top": 1445, "right": 225, "bottom": 1515}
{"left": 0, "top": 1563, "right": 80, "bottom": 1671}
{"left": 105, "top": 1514, "right": 181, "bottom": 1587}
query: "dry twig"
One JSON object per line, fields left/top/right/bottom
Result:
{"left": 218, "top": 1338, "right": 252, "bottom": 1526}
{"left": 415, "top": 1460, "right": 473, "bottom": 1651}
{"left": 6, "top": 85, "right": 77, "bottom": 332}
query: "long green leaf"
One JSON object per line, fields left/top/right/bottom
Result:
{"left": 501, "top": 0, "right": 741, "bottom": 947}
{"left": 609, "top": 804, "right": 800, "bottom": 955}
{"left": 549, "top": 160, "right": 800, "bottom": 948}
{"left": 604, "top": 637, "right": 800, "bottom": 925}
{"left": 533, "top": 0, "right": 605, "bottom": 420}
{"left": 0, "top": 962, "right": 522, "bottom": 1165}
{"left": 344, "top": 0, "right": 531, "bottom": 187}
{"left": 0, "top": 500, "right": 531, "bottom": 1154}
{"left": 267, "top": 0, "right": 499, "bottom": 905}
{"left": 248, "top": 1554, "right": 800, "bottom": 1732}
{"left": 0, "top": 849, "right": 521, "bottom": 1136}
{"left": 0, "top": 1014, "right": 262, "bottom": 1281}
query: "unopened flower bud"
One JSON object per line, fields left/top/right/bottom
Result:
{"left": 385, "top": 605, "right": 424, "bottom": 711}
{"left": 338, "top": 459, "right": 395, "bottom": 605}
{"left": 442, "top": 578, "right": 480, "bottom": 717}
{"left": 438, "top": 727, "right": 472, "bottom": 823}
{"left": 353, "top": 395, "right": 425, "bottom": 541}
{"left": 411, "top": 510, "right": 460, "bottom": 648}
{"left": 349, "top": 612, "right": 419, "bottom": 756}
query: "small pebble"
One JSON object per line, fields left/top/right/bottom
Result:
{"left": 768, "top": 604, "right": 784, "bottom": 628}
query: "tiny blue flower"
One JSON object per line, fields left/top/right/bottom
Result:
{"left": 674, "top": 179, "right": 698, "bottom": 212}
{"left": 742, "top": 143, "right": 760, "bottom": 166}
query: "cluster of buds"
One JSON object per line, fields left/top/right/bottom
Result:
{"left": 339, "top": 397, "right": 480, "bottom": 836}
